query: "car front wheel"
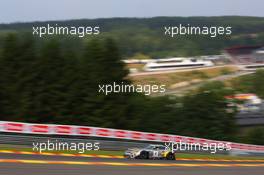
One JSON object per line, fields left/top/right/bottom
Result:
{"left": 166, "top": 153, "right": 175, "bottom": 160}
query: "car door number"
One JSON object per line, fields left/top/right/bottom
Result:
{"left": 153, "top": 151, "right": 159, "bottom": 157}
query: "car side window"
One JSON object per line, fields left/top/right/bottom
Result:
{"left": 156, "top": 146, "right": 166, "bottom": 150}
{"left": 153, "top": 146, "right": 158, "bottom": 150}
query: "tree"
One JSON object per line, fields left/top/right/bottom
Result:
{"left": 246, "top": 127, "right": 264, "bottom": 145}
{"left": 232, "top": 70, "right": 264, "bottom": 99}
{"left": 180, "top": 82, "right": 237, "bottom": 140}
{"left": 12, "top": 34, "right": 38, "bottom": 121}
{"left": 29, "top": 39, "right": 68, "bottom": 122}
{"left": 252, "top": 70, "right": 264, "bottom": 99}
{"left": 0, "top": 34, "right": 45, "bottom": 121}
{"left": 0, "top": 34, "right": 23, "bottom": 120}
{"left": 103, "top": 38, "right": 129, "bottom": 83}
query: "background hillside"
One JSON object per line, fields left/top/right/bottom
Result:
{"left": 0, "top": 16, "right": 264, "bottom": 58}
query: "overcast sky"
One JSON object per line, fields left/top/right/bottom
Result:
{"left": 0, "top": 0, "right": 263, "bottom": 23}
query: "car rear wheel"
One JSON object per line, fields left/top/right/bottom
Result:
{"left": 139, "top": 151, "right": 149, "bottom": 159}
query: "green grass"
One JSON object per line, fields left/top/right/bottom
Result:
{"left": 131, "top": 66, "right": 239, "bottom": 89}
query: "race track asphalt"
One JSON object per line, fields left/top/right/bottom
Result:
{"left": 0, "top": 153, "right": 263, "bottom": 175}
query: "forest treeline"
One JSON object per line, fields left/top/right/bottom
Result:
{"left": 0, "top": 16, "right": 264, "bottom": 58}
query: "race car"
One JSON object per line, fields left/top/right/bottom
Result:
{"left": 124, "top": 144, "right": 176, "bottom": 160}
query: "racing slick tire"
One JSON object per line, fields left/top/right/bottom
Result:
{"left": 139, "top": 151, "right": 149, "bottom": 159}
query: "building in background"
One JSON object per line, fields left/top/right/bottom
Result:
{"left": 226, "top": 93, "right": 263, "bottom": 112}
{"left": 224, "top": 45, "right": 264, "bottom": 64}
{"left": 254, "top": 47, "right": 264, "bottom": 63}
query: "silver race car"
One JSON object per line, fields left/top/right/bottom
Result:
{"left": 124, "top": 144, "right": 176, "bottom": 160}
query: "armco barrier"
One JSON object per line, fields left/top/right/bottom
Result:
{"left": 0, "top": 120, "right": 263, "bottom": 152}
{"left": 0, "top": 134, "right": 148, "bottom": 151}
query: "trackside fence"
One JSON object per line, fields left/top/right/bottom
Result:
{"left": 0, "top": 121, "right": 264, "bottom": 155}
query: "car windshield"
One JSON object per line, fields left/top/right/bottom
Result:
{"left": 145, "top": 145, "right": 155, "bottom": 149}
